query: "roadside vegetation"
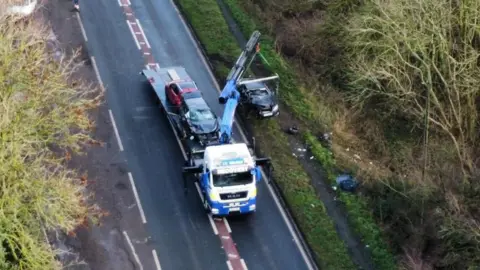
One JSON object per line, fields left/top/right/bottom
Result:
{"left": 176, "top": 0, "right": 480, "bottom": 269}
{"left": 0, "top": 12, "right": 100, "bottom": 269}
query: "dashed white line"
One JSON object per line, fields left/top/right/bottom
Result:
{"left": 241, "top": 259, "right": 248, "bottom": 270}
{"left": 223, "top": 217, "right": 232, "bottom": 233}
{"left": 90, "top": 56, "right": 105, "bottom": 92}
{"left": 126, "top": 20, "right": 141, "bottom": 50}
{"left": 226, "top": 261, "right": 234, "bottom": 270}
{"left": 126, "top": 0, "right": 131, "bottom": 5}
{"left": 108, "top": 110, "right": 125, "bottom": 152}
{"left": 128, "top": 172, "right": 147, "bottom": 224}
{"left": 123, "top": 231, "right": 144, "bottom": 270}
{"left": 117, "top": 0, "right": 126, "bottom": 6}
{"left": 152, "top": 249, "right": 162, "bottom": 270}
{"left": 76, "top": 13, "right": 88, "bottom": 42}
{"left": 227, "top": 253, "right": 238, "bottom": 259}
{"left": 136, "top": 19, "right": 151, "bottom": 49}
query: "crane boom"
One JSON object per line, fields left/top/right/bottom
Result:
{"left": 218, "top": 31, "right": 261, "bottom": 143}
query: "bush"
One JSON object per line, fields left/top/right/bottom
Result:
{"left": 0, "top": 17, "right": 100, "bottom": 269}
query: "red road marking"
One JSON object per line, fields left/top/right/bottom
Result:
{"left": 117, "top": 2, "right": 246, "bottom": 269}
{"left": 122, "top": 6, "right": 156, "bottom": 69}
{"left": 215, "top": 218, "right": 244, "bottom": 270}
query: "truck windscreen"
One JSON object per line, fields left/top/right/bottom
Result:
{"left": 212, "top": 171, "right": 253, "bottom": 187}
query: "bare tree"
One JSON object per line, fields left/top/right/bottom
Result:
{"left": 344, "top": 0, "right": 480, "bottom": 176}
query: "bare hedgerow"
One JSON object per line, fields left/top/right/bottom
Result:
{"left": 344, "top": 0, "right": 480, "bottom": 176}
{"left": 0, "top": 14, "right": 101, "bottom": 270}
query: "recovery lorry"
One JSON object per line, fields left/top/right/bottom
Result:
{"left": 141, "top": 30, "right": 275, "bottom": 216}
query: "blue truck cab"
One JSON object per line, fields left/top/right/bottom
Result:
{"left": 200, "top": 143, "right": 262, "bottom": 215}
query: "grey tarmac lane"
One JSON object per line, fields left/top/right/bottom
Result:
{"left": 78, "top": 0, "right": 310, "bottom": 269}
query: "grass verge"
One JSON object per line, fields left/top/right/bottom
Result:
{"left": 0, "top": 16, "right": 100, "bottom": 269}
{"left": 174, "top": 0, "right": 356, "bottom": 268}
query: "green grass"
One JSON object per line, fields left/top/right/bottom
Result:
{"left": 305, "top": 133, "right": 397, "bottom": 270}
{"left": 0, "top": 17, "right": 100, "bottom": 269}
{"left": 174, "top": 0, "right": 357, "bottom": 268}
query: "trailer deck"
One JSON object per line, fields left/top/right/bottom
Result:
{"left": 141, "top": 67, "right": 206, "bottom": 161}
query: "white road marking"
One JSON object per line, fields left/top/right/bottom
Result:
{"left": 144, "top": 52, "right": 151, "bottom": 55}
{"left": 76, "top": 13, "right": 88, "bottom": 42}
{"left": 126, "top": 20, "right": 141, "bottom": 50}
{"left": 90, "top": 56, "right": 105, "bottom": 92}
{"left": 194, "top": 182, "right": 218, "bottom": 235}
{"left": 207, "top": 214, "right": 218, "bottom": 235}
{"left": 227, "top": 253, "right": 238, "bottom": 259}
{"left": 152, "top": 249, "right": 162, "bottom": 270}
{"left": 108, "top": 110, "right": 125, "bottom": 152}
{"left": 145, "top": 65, "right": 151, "bottom": 70}
{"left": 128, "top": 172, "right": 147, "bottom": 224}
{"left": 241, "top": 259, "right": 248, "bottom": 270}
{"left": 126, "top": 0, "right": 131, "bottom": 5}
{"left": 122, "top": 231, "right": 144, "bottom": 270}
{"left": 136, "top": 19, "right": 151, "bottom": 49}
{"left": 117, "top": 0, "right": 126, "bottom": 7}
{"left": 155, "top": 63, "right": 161, "bottom": 70}
{"left": 167, "top": 1, "right": 314, "bottom": 268}
{"left": 226, "top": 261, "right": 233, "bottom": 270}
{"left": 223, "top": 217, "right": 232, "bottom": 233}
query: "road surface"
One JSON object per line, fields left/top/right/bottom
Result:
{"left": 76, "top": 0, "right": 313, "bottom": 269}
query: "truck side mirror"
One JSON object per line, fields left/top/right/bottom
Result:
{"left": 255, "top": 157, "right": 273, "bottom": 182}
{"left": 182, "top": 165, "right": 203, "bottom": 194}
{"left": 182, "top": 164, "right": 203, "bottom": 174}
{"left": 255, "top": 157, "right": 270, "bottom": 167}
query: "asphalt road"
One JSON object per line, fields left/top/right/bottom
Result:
{"left": 78, "top": 0, "right": 310, "bottom": 269}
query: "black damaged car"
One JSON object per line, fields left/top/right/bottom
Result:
{"left": 179, "top": 97, "right": 220, "bottom": 145}
{"left": 238, "top": 80, "right": 279, "bottom": 118}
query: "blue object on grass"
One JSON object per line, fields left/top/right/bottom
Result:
{"left": 336, "top": 174, "right": 359, "bottom": 192}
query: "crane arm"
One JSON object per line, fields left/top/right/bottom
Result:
{"left": 218, "top": 31, "right": 261, "bottom": 105}
{"left": 218, "top": 31, "right": 261, "bottom": 144}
